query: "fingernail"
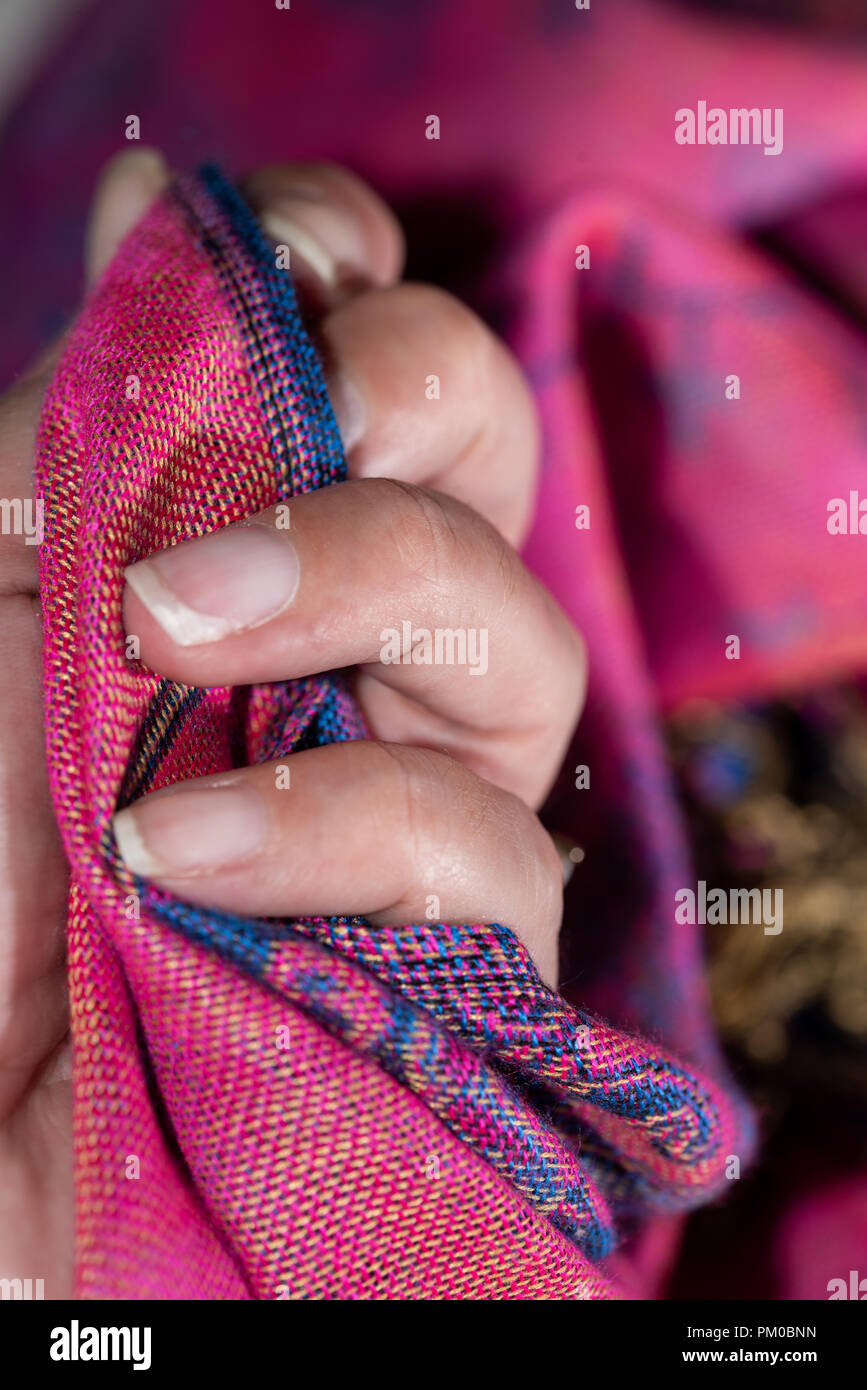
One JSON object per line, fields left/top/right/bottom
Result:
{"left": 327, "top": 371, "right": 366, "bottom": 452}
{"left": 260, "top": 195, "right": 368, "bottom": 290}
{"left": 125, "top": 522, "right": 300, "bottom": 647}
{"left": 114, "top": 781, "right": 268, "bottom": 878}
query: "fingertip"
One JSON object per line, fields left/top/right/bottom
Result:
{"left": 241, "top": 161, "right": 405, "bottom": 304}
{"left": 86, "top": 147, "right": 170, "bottom": 285}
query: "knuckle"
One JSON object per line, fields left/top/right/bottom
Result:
{"left": 367, "top": 740, "right": 562, "bottom": 965}
{"left": 369, "top": 477, "right": 465, "bottom": 585}
{"left": 368, "top": 739, "right": 448, "bottom": 872}
{"left": 399, "top": 282, "right": 498, "bottom": 396}
{"left": 435, "top": 758, "right": 511, "bottom": 902}
{"left": 367, "top": 473, "right": 518, "bottom": 616}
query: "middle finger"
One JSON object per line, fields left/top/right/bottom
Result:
{"left": 123, "top": 477, "right": 586, "bottom": 809}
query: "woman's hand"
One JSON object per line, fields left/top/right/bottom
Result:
{"left": 0, "top": 150, "right": 586, "bottom": 1297}
{"left": 117, "top": 157, "right": 587, "bottom": 989}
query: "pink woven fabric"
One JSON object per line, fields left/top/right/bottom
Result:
{"left": 36, "top": 166, "right": 754, "bottom": 1299}
{"left": 35, "top": 174, "right": 635, "bottom": 1300}
{"left": 15, "top": 0, "right": 867, "bottom": 1301}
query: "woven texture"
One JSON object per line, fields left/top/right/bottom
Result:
{"left": 36, "top": 167, "right": 750, "bottom": 1300}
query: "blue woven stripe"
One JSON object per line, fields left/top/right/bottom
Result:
{"left": 197, "top": 163, "right": 346, "bottom": 494}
